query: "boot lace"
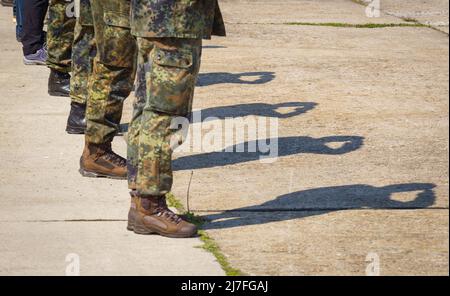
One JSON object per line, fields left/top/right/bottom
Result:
{"left": 155, "top": 200, "right": 182, "bottom": 224}
{"left": 98, "top": 148, "right": 126, "bottom": 167}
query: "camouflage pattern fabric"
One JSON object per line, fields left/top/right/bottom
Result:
{"left": 85, "top": 0, "right": 137, "bottom": 144}
{"left": 70, "top": 0, "right": 95, "bottom": 105}
{"left": 46, "top": 0, "right": 76, "bottom": 73}
{"left": 130, "top": 0, "right": 226, "bottom": 39}
{"left": 127, "top": 37, "right": 202, "bottom": 196}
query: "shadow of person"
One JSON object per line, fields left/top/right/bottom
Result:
{"left": 120, "top": 101, "right": 315, "bottom": 132}
{"left": 197, "top": 72, "right": 275, "bottom": 86}
{"left": 202, "top": 183, "right": 437, "bottom": 230}
{"left": 191, "top": 102, "right": 318, "bottom": 123}
{"left": 173, "top": 136, "right": 364, "bottom": 170}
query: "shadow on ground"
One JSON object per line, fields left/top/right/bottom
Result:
{"left": 202, "top": 45, "right": 227, "bottom": 49}
{"left": 201, "top": 183, "right": 437, "bottom": 230}
{"left": 191, "top": 102, "right": 317, "bottom": 122}
{"left": 197, "top": 72, "right": 275, "bottom": 86}
{"left": 173, "top": 136, "right": 364, "bottom": 170}
{"left": 120, "top": 101, "right": 315, "bottom": 132}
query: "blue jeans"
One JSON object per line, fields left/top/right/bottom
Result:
{"left": 14, "top": 0, "right": 24, "bottom": 42}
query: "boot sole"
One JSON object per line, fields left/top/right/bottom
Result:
{"left": 66, "top": 127, "right": 119, "bottom": 136}
{"left": 66, "top": 126, "right": 85, "bottom": 135}
{"left": 48, "top": 90, "right": 70, "bottom": 97}
{"left": 129, "top": 221, "right": 198, "bottom": 239}
{"left": 126, "top": 222, "right": 135, "bottom": 232}
{"left": 23, "top": 60, "right": 46, "bottom": 66}
{"left": 79, "top": 168, "right": 127, "bottom": 180}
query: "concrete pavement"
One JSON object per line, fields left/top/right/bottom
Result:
{"left": 358, "top": 0, "right": 449, "bottom": 33}
{"left": 0, "top": 0, "right": 448, "bottom": 276}
{"left": 173, "top": 0, "right": 449, "bottom": 275}
{"left": 0, "top": 6, "right": 224, "bottom": 276}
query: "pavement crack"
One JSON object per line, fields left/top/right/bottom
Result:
{"left": 0, "top": 219, "right": 128, "bottom": 223}
{"left": 227, "top": 22, "right": 428, "bottom": 28}
{"left": 191, "top": 207, "right": 449, "bottom": 213}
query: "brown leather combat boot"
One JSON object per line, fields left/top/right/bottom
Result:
{"left": 79, "top": 142, "right": 127, "bottom": 180}
{"left": 127, "top": 191, "right": 138, "bottom": 231}
{"left": 130, "top": 194, "right": 198, "bottom": 238}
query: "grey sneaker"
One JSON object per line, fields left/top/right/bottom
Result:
{"left": 23, "top": 47, "right": 47, "bottom": 66}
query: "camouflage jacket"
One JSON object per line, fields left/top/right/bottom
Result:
{"left": 131, "top": 0, "right": 226, "bottom": 39}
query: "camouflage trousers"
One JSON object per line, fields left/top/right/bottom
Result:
{"left": 46, "top": 0, "right": 76, "bottom": 73}
{"left": 127, "top": 37, "right": 202, "bottom": 196}
{"left": 70, "top": 0, "right": 95, "bottom": 105}
{"left": 70, "top": 0, "right": 137, "bottom": 144}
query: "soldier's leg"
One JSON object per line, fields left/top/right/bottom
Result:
{"left": 128, "top": 37, "right": 202, "bottom": 238}
{"left": 127, "top": 37, "right": 148, "bottom": 191}
{"left": 85, "top": 0, "right": 136, "bottom": 144}
{"left": 47, "top": 0, "right": 76, "bottom": 97}
{"left": 126, "top": 38, "right": 148, "bottom": 231}
{"left": 66, "top": 0, "right": 95, "bottom": 134}
{"left": 136, "top": 37, "right": 202, "bottom": 196}
{"left": 79, "top": 0, "right": 136, "bottom": 180}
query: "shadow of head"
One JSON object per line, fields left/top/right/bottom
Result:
{"left": 202, "top": 183, "right": 437, "bottom": 230}
{"left": 173, "top": 135, "right": 364, "bottom": 171}
{"left": 197, "top": 72, "right": 275, "bottom": 86}
{"left": 191, "top": 102, "right": 318, "bottom": 123}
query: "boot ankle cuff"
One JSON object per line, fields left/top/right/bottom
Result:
{"left": 71, "top": 101, "right": 86, "bottom": 107}
{"left": 139, "top": 194, "right": 165, "bottom": 199}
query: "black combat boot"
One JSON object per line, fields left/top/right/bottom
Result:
{"left": 66, "top": 102, "right": 86, "bottom": 134}
{"left": 48, "top": 69, "right": 70, "bottom": 97}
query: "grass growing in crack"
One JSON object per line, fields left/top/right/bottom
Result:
{"left": 402, "top": 17, "right": 419, "bottom": 23}
{"left": 198, "top": 230, "right": 243, "bottom": 276}
{"left": 166, "top": 193, "right": 243, "bottom": 276}
{"left": 166, "top": 193, "right": 185, "bottom": 212}
{"left": 282, "top": 22, "right": 428, "bottom": 28}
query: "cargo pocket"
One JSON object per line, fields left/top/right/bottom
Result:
{"left": 100, "top": 9, "right": 136, "bottom": 68}
{"left": 147, "top": 46, "right": 196, "bottom": 116}
{"left": 104, "top": 11, "right": 130, "bottom": 28}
